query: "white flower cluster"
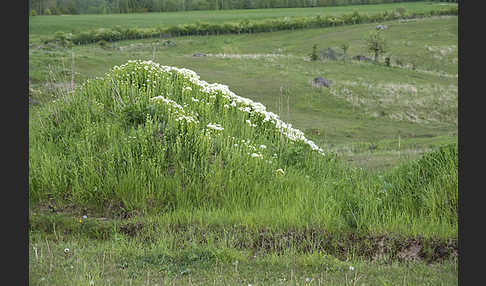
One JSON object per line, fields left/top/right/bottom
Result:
{"left": 250, "top": 153, "right": 263, "bottom": 159}
{"left": 150, "top": 95, "right": 198, "bottom": 124}
{"left": 246, "top": 119, "right": 257, "bottom": 127}
{"left": 230, "top": 137, "right": 274, "bottom": 162}
{"left": 175, "top": 115, "right": 198, "bottom": 124}
{"left": 111, "top": 60, "right": 324, "bottom": 155}
{"left": 207, "top": 123, "right": 224, "bottom": 131}
{"left": 151, "top": 96, "right": 184, "bottom": 111}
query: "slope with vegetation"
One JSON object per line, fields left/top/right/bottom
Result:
{"left": 30, "top": 59, "right": 457, "bottom": 238}
{"left": 29, "top": 3, "right": 458, "bottom": 283}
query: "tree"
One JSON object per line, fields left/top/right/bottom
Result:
{"left": 365, "top": 29, "right": 387, "bottom": 63}
{"left": 340, "top": 43, "right": 349, "bottom": 60}
{"left": 310, "top": 44, "right": 318, "bottom": 61}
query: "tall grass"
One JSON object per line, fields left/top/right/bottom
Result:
{"left": 29, "top": 60, "right": 457, "bottom": 238}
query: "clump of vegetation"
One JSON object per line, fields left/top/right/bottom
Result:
{"left": 29, "top": 60, "right": 457, "bottom": 239}
{"left": 366, "top": 29, "right": 387, "bottom": 63}
{"left": 53, "top": 31, "right": 73, "bottom": 47}
{"left": 310, "top": 44, "right": 319, "bottom": 61}
{"left": 341, "top": 43, "right": 349, "bottom": 60}
{"left": 97, "top": 39, "right": 108, "bottom": 49}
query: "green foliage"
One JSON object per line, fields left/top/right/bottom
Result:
{"left": 29, "top": 0, "right": 441, "bottom": 15}
{"left": 366, "top": 29, "right": 387, "bottom": 62}
{"left": 39, "top": 5, "right": 458, "bottom": 46}
{"left": 310, "top": 44, "right": 319, "bottom": 61}
{"left": 43, "top": 8, "right": 52, "bottom": 15}
{"left": 30, "top": 59, "right": 458, "bottom": 238}
{"left": 381, "top": 144, "right": 458, "bottom": 224}
{"left": 30, "top": 9, "right": 38, "bottom": 16}
{"left": 53, "top": 31, "right": 73, "bottom": 47}
{"left": 340, "top": 43, "right": 349, "bottom": 59}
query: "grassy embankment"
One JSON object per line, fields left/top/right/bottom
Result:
{"left": 29, "top": 59, "right": 457, "bottom": 284}
{"left": 29, "top": 13, "right": 458, "bottom": 171}
{"left": 29, "top": 4, "right": 458, "bottom": 285}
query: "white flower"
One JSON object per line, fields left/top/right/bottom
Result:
{"left": 239, "top": 106, "right": 252, "bottom": 113}
{"left": 305, "top": 277, "right": 311, "bottom": 283}
{"left": 349, "top": 266, "right": 355, "bottom": 271}
{"left": 183, "top": 86, "right": 192, "bottom": 92}
{"left": 251, "top": 153, "right": 263, "bottom": 158}
{"left": 82, "top": 215, "right": 88, "bottom": 219}
{"left": 259, "top": 144, "right": 267, "bottom": 149}
{"left": 111, "top": 61, "right": 326, "bottom": 155}
{"left": 207, "top": 123, "right": 224, "bottom": 131}
{"left": 64, "top": 248, "right": 70, "bottom": 254}
{"left": 89, "top": 280, "right": 94, "bottom": 286}
{"left": 276, "top": 169, "right": 285, "bottom": 175}
{"left": 191, "top": 97, "right": 199, "bottom": 102}
{"left": 246, "top": 119, "right": 257, "bottom": 127}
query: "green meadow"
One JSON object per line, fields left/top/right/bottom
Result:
{"left": 29, "top": 2, "right": 458, "bottom": 285}
{"left": 28, "top": 1, "right": 456, "bottom": 42}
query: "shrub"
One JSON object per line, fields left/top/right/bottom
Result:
{"left": 365, "top": 30, "right": 387, "bottom": 63}
{"left": 43, "top": 8, "right": 52, "bottom": 15}
{"left": 53, "top": 31, "right": 73, "bottom": 47}
{"left": 341, "top": 43, "right": 350, "bottom": 60}
{"left": 310, "top": 44, "right": 319, "bottom": 61}
{"left": 30, "top": 9, "right": 38, "bottom": 16}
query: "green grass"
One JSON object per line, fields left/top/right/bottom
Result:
{"left": 29, "top": 224, "right": 458, "bottom": 285}
{"left": 29, "top": 1, "right": 456, "bottom": 43}
{"left": 29, "top": 10, "right": 458, "bottom": 285}
{"left": 29, "top": 16, "right": 458, "bottom": 171}
{"left": 29, "top": 59, "right": 457, "bottom": 238}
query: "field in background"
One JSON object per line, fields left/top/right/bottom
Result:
{"left": 29, "top": 1, "right": 456, "bottom": 42}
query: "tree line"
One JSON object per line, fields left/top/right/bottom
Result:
{"left": 46, "top": 5, "right": 457, "bottom": 46}
{"left": 29, "top": 0, "right": 457, "bottom": 16}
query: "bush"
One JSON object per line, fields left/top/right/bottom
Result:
{"left": 53, "top": 31, "right": 73, "bottom": 47}
{"left": 44, "top": 6, "right": 458, "bottom": 46}
{"left": 365, "top": 30, "right": 387, "bottom": 63}
{"left": 43, "top": 8, "right": 52, "bottom": 15}
{"left": 30, "top": 9, "right": 38, "bottom": 16}
{"left": 310, "top": 44, "right": 319, "bottom": 61}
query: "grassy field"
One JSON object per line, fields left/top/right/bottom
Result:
{"left": 29, "top": 15, "right": 458, "bottom": 171}
{"left": 28, "top": 1, "right": 457, "bottom": 42}
{"left": 29, "top": 3, "right": 458, "bottom": 284}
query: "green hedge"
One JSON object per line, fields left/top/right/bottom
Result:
{"left": 47, "top": 5, "right": 458, "bottom": 46}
